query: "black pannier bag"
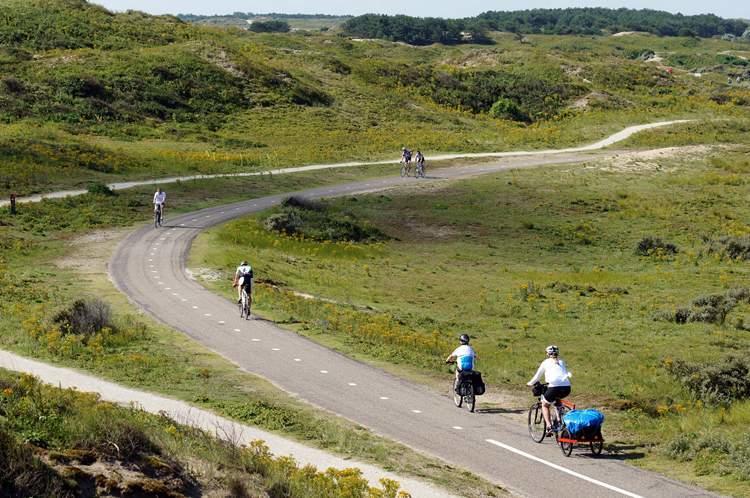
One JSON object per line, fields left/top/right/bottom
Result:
{"left": 472, "top": 371, "right": 486, "bottom": 396}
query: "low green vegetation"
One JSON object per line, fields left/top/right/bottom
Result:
{"left": 0, "top": 164, "right": 504, "bottom": 498}
{"left": 1, "top": 0, "right": 749, "bottom": 197}
{"left": 193, "top": 147, "right": 750, "bottom": 496}
{"left": 0, "top": 368, "right": 411, "bottom": 497}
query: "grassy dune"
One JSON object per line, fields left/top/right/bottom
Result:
{"left": 193, "top": 147, "right": 750, "bottom": 496}
{"left": 1, "top": 1, "right": 749, "bottom": 196}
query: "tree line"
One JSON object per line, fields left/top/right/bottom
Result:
{"left": 342, "top": 8, "right": 749, "bottom": 45}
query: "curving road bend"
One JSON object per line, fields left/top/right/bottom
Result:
{"left": 111, "top": 150, "right": 713, "bottom": 498}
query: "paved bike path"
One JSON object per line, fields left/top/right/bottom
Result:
{"left": 110, "top": 151, "right": 715, "bottom": 498}
{"left": 1, "top": 120, "right": 689, "bottom": 207}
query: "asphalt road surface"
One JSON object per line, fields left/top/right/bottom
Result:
{"left": 111, "top": 151, "right": 715, "bottom": 498}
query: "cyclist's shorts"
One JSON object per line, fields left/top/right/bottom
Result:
{"left": 542, "top": 385, "right": 570, "bottom": 404}
{"left": 238, "top": 275, "right": 253, "bottom": 290}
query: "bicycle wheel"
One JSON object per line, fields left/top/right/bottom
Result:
{"left": 465, "top": 390, "right": 475, "bottom": 413}
{"left": 559, "top": 427, "right": 574, "bottom": 457}
{"left": 400, "top": 163, "right": 407, "bottom": 177}
{"left": 244, "top": 297, "right": 251, "bottom": 320}
{"left": 453, "top": 384, "right": 463, "bottom": 408}
{"left": 528, "top": 403, "right": 546, "bottom": 443}
{"left": 154, "top": 208, "right": 159, "bottom": 229}
{"left": 590, "top": 431, "right": 603, "bottom": 456}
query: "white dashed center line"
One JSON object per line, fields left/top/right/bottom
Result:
{"left": 251, "top": 338, "right": 260, "bottom": 342}
{"left": 218, "top": 320, "right": 225, "bottom": 324}
{"left": 348, "top": 383, "right": 357, "bottom": 386}
{"left": 233, "top": 329, "right": 241, "bottom": 332}
{"left": 203, "top": 313, "right": 212, "bottom": 317}
{"left": 411, "top": 410, "right": 422, "bottom": 414}
{"left": 272, "top": 348, "right": 280, "bottom": 351}
{"left": 294, "top": 358, "right": 302, "bottom": 362}
{"left": 320, "top": 370, "right": 328, "bottom": 374}
{"left": 452, "top": 426, "right": 463, "bottom": 430}
{"left": 192, "top": 306, "right": 199, "bottom": 309}
{"left": 379, "top": 396, "right": 389, "bottom": 400}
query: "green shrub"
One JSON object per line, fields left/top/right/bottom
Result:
{"left": 665, "top": 355, "right": 750, "bottom": 405}
{"left": 264, "top": 197, "right": 387, "bottom": 243}
{"left": 635, "top": 236, "right": 678, "bottom": 256}
{"left": 86, "top": 182, "right": 115, "bottom": 196}
{"left": 52, "top": 298, "right": 113, "bottom": 335}
{"left": 657, "top": 288, "right": 750, "bottom": 325}
{"left": 707, "top": 236, "right": 750, "bottom": 261}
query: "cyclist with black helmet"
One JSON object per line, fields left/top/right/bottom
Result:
{"left": 445, "top": 334, "right": 477, "bottom": 390}
{"left": 527, "top": 345, "right": 572, "bottom": 434}
{"left": 232, "top": 260, "right": 253, "bottom": 304}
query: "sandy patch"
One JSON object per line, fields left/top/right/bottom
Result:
{"left": 576, "top": 145, "right": 724, "bottom": 174}
{"left": 56, "top": 227, "right": 131, "bottom": 275}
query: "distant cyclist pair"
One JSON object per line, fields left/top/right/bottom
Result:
{"left": 400, "top": 147, "right": 426, "bottom": 178}
{"left": 446, "top": 335, "right": 571, "bottom": 430}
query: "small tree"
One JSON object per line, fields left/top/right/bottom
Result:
{"left": 489, "top": 98, "right": 528, "bottom": 122}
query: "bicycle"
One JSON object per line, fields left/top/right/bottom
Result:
{"left": 238, "top": 284, "right": 252, "bottom": 320}
{"left": 415, "top": 161, "right": 426, "bottom": 178}
{"left": 400, "top": 158, "right": 412, "bottom": 177}
{"left": 527, "top": 383, "right": 574, "bottom": 444}
{"left": 153, "top": 203, "right": 163, "bottom": 228}
{"left": 447, "top": 362, "right": 475, "bottom": 412}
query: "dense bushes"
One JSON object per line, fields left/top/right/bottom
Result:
{"left": 343, "top": 8, "right": 748, "bottom": 44}
{"left": 655, "top": 288, "right": 750, "bottom": 325}
{"left": 264, "top": 197, "right": 387, "bottom": 243}
{"left": 707, "top": 236, "right": 750, "bottom": 261}
{"left": 249, "top": 20, "right": 290, "bottom": 33}
{"left": 342, "top": 14, "right": 490, "bottom": 46}
{"left": 371, "top": 65, "right": 583, "bottom": 121}
{"left": 665, "top": 355, "right": 750, "bottom": 405}
{"left": 635, "top": 236, "right": 678, "bottom": 256}
{"left": 477, "top": 8, "right": 747, "bottom": 37}
{"left": 52, "top": 298, "right": 114, "bottom": 335}
{"left": 0, "top": 429, "right": 74, "bottom": 498}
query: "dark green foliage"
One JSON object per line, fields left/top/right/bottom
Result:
{"left": 665, "top": 356, "right": 750, "bottom": 405}
{"left": 52, "top": 298, "right": 114, "bottom": 335}
{"left": 249, "top": 20, "right": 290, "bottom": 33}
{"left": 475, "top": 8, "right": 747, "bottom": 37}
{"left": 635, "top": 236, "right": 678, "bottom": 256}
{"left": 344, "top": 9, "right": 748, "bottom": 44}
{"left": 707, "top": 236, "right": 750, "bottom": 261}
{"left": 264, "top": 196, "right": 387, "bottom": 243}
{"left": 342, "top": 14, "right": 491, "bottom": 46}
{"left": 86, "top": 182, "right": 115, "bottom": 196}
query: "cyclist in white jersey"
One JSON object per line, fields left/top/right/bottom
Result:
{"left": 153, "top": 187, "right": 166, "bottom": 221}
{"left": 527, "top": 345, "right": 572, "bottom": 434}
{"left": 232, "top": 261, "right": 253, "bottom": 304}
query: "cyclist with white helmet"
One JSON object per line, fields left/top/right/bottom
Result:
{"left": 232, "top": 260, "right": 253, "bottom": 304}
{"left": 445, "top": 334, "right": 477, "bottom": 390}
{"left": 527, "top": 345, "right": 572, "bottom": 434}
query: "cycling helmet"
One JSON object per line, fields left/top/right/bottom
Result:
{"left": 459, "top": 334, "right": 470, "bottom": 345}
{"left": 240, "top": 260, "right": 248, "bottom": 266}
{"left": 546, "top": 345, "right": 559, "bottom": 356}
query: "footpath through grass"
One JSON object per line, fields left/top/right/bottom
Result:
{"left": 0, "top": 163, "right": 505, "bottom": 498}
{"left": 193, "top": 145, "right": 750, "bottom": 496}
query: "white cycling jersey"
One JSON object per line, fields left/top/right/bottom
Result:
{"left": 527, "top": 358, "right": 571, "bottom": 387}
{"left": 153, "top": 191, "right": 166, "bottom": 205}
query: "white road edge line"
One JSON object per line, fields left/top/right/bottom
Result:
{"left": 485, "top": 439, "right": 642, "bottom": 498}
